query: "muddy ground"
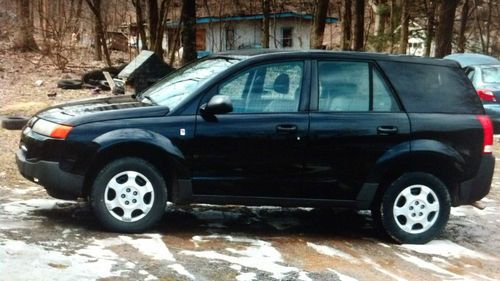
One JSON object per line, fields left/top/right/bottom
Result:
{"left": 1, "top": 48, "right": 500, "bottom": 281}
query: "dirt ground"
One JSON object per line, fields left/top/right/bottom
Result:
{"left": 1, "top": 48, "right": 500, "bottom": 281}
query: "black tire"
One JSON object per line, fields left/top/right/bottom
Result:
{"left": 57, "top": 79, "right": 83, "bottom": 89}
{"left": 90, "top": 157, "right": 167, "bottom": 233}
{"left": 375, "top": 172, "right": 451, "bottom": 244}
{"left": 1, "top": 116, "right": 29, "bottom": 130}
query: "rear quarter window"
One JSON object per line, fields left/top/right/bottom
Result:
{"left": 378, "top": 61, "right": 484, "bottom": 114}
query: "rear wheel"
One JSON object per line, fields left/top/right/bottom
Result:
{"left": 90, "top": 157, "right": 167, "bottom": 233}
{"left": 375, "top": 172, "right": 451, "bottom": 244}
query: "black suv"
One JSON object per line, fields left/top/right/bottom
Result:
{"left": 16, "top": 50, "right": 494, "bottom": 244}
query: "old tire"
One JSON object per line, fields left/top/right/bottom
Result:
{"left": 1, "top": 116, "right": 29, "bottom": 130}
{"left": 376, "top": 172, "right": 451, "bottom": 244}
{"left": 90, "top": 157, "right": 167, "bottom": 233}
{"left": 57, "top": 79, "right": 83, "bottom": 89}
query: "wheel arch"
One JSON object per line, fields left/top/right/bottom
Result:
{"left": 367, "top": 139, "right": 465, "bottom": 208}
{"left": 82, "top": 129, "right": 190, "bottom": 201}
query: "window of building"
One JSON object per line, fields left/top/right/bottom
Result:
{"left": 282, "top": 27, "right": 293, "bottom": 48}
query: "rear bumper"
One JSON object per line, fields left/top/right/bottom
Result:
{"left": 16, "top": 149, "right": 84, "bottom": 200}
{"left": 457, "top": 154, "right": 495, "bottom": 205}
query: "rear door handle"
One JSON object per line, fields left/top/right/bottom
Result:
{"left": 276, "top": 124, "right": 298, "bottom": 134}
{"left": 377, "top": 126, "right": 398, "bottom": 135}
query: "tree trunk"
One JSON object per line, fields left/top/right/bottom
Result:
{"left": 424, "top": 0, "right": 437, "bottom": 57}
{"left": 14, "top": 0, "right": 39, "bottom": 51}
{"left": 434, "top": 0, "right": 459, "bottom": 58}
{"left": 85, "top": 0, "right": 112, "bottom": 66}
{"left": 261, "top": 0, "right": 270, "bottom": 48}
{"left": 457, "top": 0, "right": 469, "bottom": 53}
{"left": 94, "top": 21, "right": 102, "bottom": 60}
{"left": 181, "top": 0, "right": 197, "bottom": 65}
{"left": 148, "top": 0, "right": 159, "bottom": 54}
{"left": 310, "top": 0, "right": 329, "bottom": 49}
{"left": 351, "top": 0, "right": 365, "bottom": 51}
{"left": 341, "top": 0, "right": 352, "bottom": 50}
{"left": 132, "top": 0, "right": 148, "bottom": 50}
{"left": 398, "top": 0, "right": 409, "bottom": 54}
{"left": 485, "top": 0, "right": 492, "bottom": 54}
{"left": 369, "top": 0, "right": 387, "bottom": 51}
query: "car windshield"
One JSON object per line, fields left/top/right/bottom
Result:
{"left": 482, "top": 66, "right": 500, "bottom": 84}
{"left": 141, "top": 58, "right": 239, "bottom": 108}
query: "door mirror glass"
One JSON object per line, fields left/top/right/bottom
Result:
{"left": 201, "top": 95, "right": 233, "bottom": 115}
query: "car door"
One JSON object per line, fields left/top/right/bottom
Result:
{"left": 191, "top": 60, "right": 309, "bottom": 199}
{"left": 304, "top": 60, "right": 411, "bottom": 201}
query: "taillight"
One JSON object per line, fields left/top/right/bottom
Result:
{"left": 477, "top": 115, "right": 493, "bottom": 154}
{"left": 476, "top": 89, "right": 496, "bottom": 102}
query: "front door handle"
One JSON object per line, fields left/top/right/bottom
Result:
{"left": 377, "top": 126, "right": 398, "bottom": 135}
{"left": 276, "top": 124, "right": 298, "bottom": 134}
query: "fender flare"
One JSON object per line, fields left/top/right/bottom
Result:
{"left": 92, "top": 128, "right": 185, "bottom": 161}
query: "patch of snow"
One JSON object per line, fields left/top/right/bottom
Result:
{"left": 470, "top": 273, "right": 498, "bottom": 281}
{"left": 167, "top": 264, "right": 195, "bottom": 280}
{"left": 400, "top": 240, "right": 495, "bottom": 260}
{"left": 236, "top": 272, "right": 256, "bottom": 281}
{"left": 1, "top": 199, "right": 70, "bottom": 215}
{"left": 0, "top": 239, "right": 119, "bottom": 280}
{"left": 396, "top": 253, "right": 460, "bottom": 278}
{"left": 328, "top": 269, "right": 359, "bottom": 281}
{"left": 377, "top": 242, "right": 391, "bottom": 248}
{"left": 230, "top": 264, "right": 242, "bottom": 271}
{"left": 450, "top": 207, "right": 466, "bottom": 217}
{"left": 182, "top": 235, "right": 297, "bottom": 279}
{"left": 307, "top": 242, "right": 358, "bottom": 263}
{"left": 139, "top": 270, "right": 149, "bottom": 275}
{"left": 120, "top": 234, "right": 175, "bottom": 262}
{"left": 298, "top": 271, "right": 313, "bottom": 281}
{"left": 361, "top": 257, "right": 407, "bottom": 281}
{"left": 144, "top": 274, "right": 158, "bottom": 281}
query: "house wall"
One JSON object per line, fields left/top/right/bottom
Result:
{"left": 200, "top": 19, "right": 314, "bottom": 53}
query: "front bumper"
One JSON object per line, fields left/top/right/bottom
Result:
{"left": 16, "top": 149, "right": 84, "bottom": 200}
{"left": 457, "top": 154, "right": 495, "bottom": 205}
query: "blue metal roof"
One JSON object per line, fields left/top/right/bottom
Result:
{"left": 195, "top": 12, "right": 337, "bottom": 24}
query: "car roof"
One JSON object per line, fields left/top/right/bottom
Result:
{"left": 444, "top": 53, "right": 499, "bottom": 67}
{"left": 214, "top": 49, "right": 460, "bottom": 67}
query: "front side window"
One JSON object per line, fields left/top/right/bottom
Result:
{"left": 318, "top": 61, "right": 397, "bottom": 112}
{"left": 218, "top": 61, "right": 303, "bottom": 113}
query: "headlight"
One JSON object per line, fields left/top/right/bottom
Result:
{"left": 32, "top": 119, "right": 73, "bottom": 139}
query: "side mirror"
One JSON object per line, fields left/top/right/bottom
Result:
{"left": 200, "top": 95, "right": 233, "bottom": 115}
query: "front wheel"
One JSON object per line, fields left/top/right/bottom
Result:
{"left": 90, "top": 157, "right": 167, "bottom": 233}
{"left": 376, "top": 172, "right": 451, "bottom": 244}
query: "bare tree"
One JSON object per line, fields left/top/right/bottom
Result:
{"left": 457, "top": 0, "right": 469, "bottom": 53}
{"left": 398, "top": 0, "right": 409, "bottom": 54}
{"left": 148, "top": 0, "right": 171, "bottom": 58}
{"left": 181, "top": 0, "right": 196, "bottom": 65}
{"left": 424, "top": 0, "right": 437, "bottom": 56}
{"left": 351, "top": 0, "right": 365, "bottom": 51}
{"left": 341, "top": 0, "right": 352, "bottom": 50}
{"left": 434, "top": 0, "right": 459, "bottom": 57}
{"left": 261, "top": 0, "right": 270, "bottom": 48}
{"left": 310, "top": 0, "right": 329, "bottom": 49}
{"left": 14, "top": 0, "right": 39, "bottom": 51}
{"left": 131, "top": 0, "right": 148, "bottom": 50}
{"left": 369, "top": 0, "right": 388, "bottom": 51}
{"left": 85, "top": 0, "right": 112, "bottom": 66}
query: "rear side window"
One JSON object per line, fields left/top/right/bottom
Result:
{"left": 318, "top": 61, "right": 398, "bottom": 112}
{"left": 378, "top": 61, "right": 483, "bottom": 114}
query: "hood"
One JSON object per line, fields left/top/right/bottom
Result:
{"left": 36, "top": 95, "right": 169, "bottom": 126}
